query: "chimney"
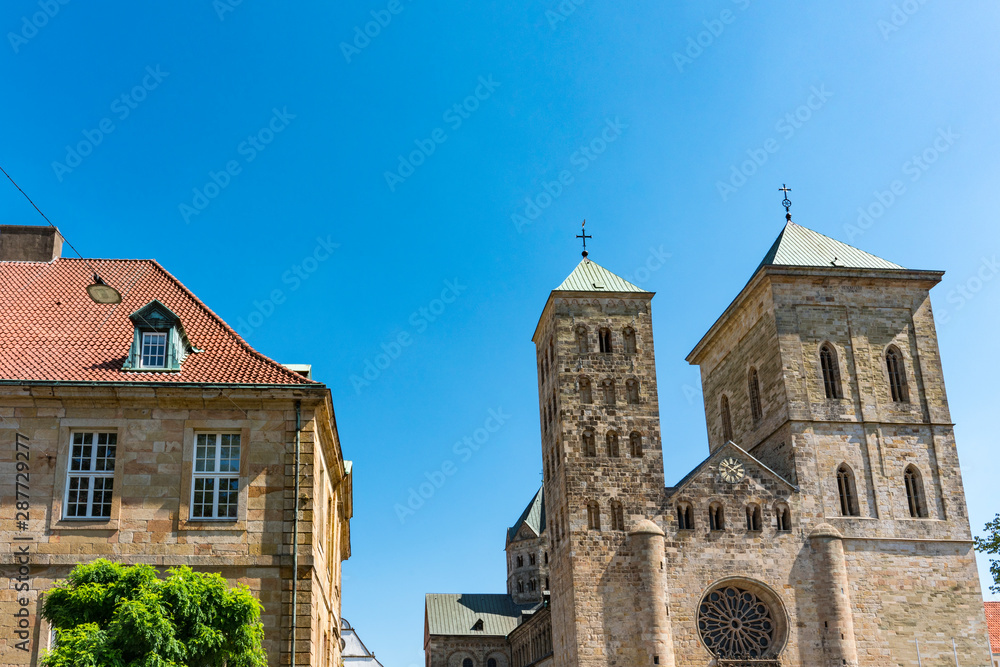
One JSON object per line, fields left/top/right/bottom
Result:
{"left": 0, "top": 225, "right": 63, "bottom": 262}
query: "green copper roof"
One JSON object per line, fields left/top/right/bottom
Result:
{"left": 507, "top": 487, "right": 545, "bottom": 545}
{"left": 425, "top": 594, "right": 532, "bottom": 636}
{"left": 758, "top": 221, "right": 904, "bottom": 271}
{"left": 555, "top": 258, "right": 649, "bottom": 293}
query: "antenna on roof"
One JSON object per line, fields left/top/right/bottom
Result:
{"left": 0, "top": 163, "right": 121, "bottom": 304}
{"left": 576, "top": 219, "right": 592, "bottom": 258}
{"left": 779, "top": 184, "right": 793, "bottom": 222}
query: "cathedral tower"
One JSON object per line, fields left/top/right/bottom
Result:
{"left": 532, "top": 257, "right": 667, "bottom": 667}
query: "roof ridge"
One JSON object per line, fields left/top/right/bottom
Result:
{"left": 554, "top": 257, "right": 651, "bottom": 294}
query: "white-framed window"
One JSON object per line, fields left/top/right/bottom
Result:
{"left": 140, "top": 331, "right": 168, "bottom": 368}
{"left": 65, "top": 432, "right": 117, "bottom": 519}
{"left": 191, "top": 433, "right": 241, "bottom": 519}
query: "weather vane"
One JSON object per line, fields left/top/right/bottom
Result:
{"left": 576, "top": 219, "right": 592, "bottom": 258}
{"left": 779, "top": 184, "right": 792, "bottom": 221}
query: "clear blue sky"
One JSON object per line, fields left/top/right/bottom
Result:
{"left": 2, "top": 2, "right": 998, "bottom": 664}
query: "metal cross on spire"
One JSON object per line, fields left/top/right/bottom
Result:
{"left": 779, "top": 184, "right": 793, "bottom": 221}
{"left": 576, "top": 219, "right": 592, "bottom": 258}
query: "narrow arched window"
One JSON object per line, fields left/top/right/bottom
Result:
{"left": 544, "top": 552, "right": 548, "bottom": 565}
{"left": 517, "top": 555, "right": 523, "bottom": 568}
{"left": 610, "top": 500, "right": 625, "bottom": 531}
{"left": 820, "top": 344, "right": 843, "bottom": 399}
{"left": 529, "top": 553, "right": 536, "bottom": 565}
{"left": 579, "top": 377, "right": 592, "bottom": 404}
{"left": 886, "top": 347, "right": 909, "bottom": 403}
{"left": 517, "top": 581, "right": 524, "bottom": 593}
{"left": 583, "top": 432, "right": 596, "bottom": 457}
{"left": 904, "top": 465, "right": 928, "bottom": 518}
{"left": 606, "top": 431, "right": 620, "bottom": 457}
{"left": 626, "top": 379, "right": 640, "bottom": 404}
{"left": 776, "top": 504, "right": 791, "bottom": 531}
{"left": 836, "top": 464, "right": 860, "bottom": 516}
{"left": 676, "top": 502, "right": 693, "bottom": 530}
{"left": 709, "top": 503, "right": 725, "bottom": 531}
{"left": 599, "top": 328, "right": 613, "bottom": 354}
{"left": 576, "top": 326, "right": 589, "bottom": 354}
{"left": 629, "top": 432, "right": 643, "bottom": 457}
{"left": 528, "top": 578, "right": 536, "bottom": 592}
{"left": 587, "top": 501, "right": 601, "bottom": 530}
{"left": 623, "top": 327, "right": 636, "bottom": 354}
{"left": 748, "top": 367, "right": 763, "bottom": 425}
{"left": 745, "top": 504, "right": 762, "bottom": 531}
{"left": 720, "top": 395, "right": 733, "bottom": 442}
{"left": 602, "top": 379, "right": 616, "bottom": 405}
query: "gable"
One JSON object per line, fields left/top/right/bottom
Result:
{"left": 668, "top": 442, "right": 797, "bottom": 501}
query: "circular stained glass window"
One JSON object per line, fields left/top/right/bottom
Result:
{"left": 698, "top": 585, "right": 776, "bottom": 658}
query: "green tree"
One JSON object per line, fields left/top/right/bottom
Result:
{"left": 41, "top": 559, "right": 267, "bottom": 667}
{"left": 974, "top": 513, "right": 1000, "bottom": 594}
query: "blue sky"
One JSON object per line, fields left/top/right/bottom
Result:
{"left": 2, "top": 1, "right": 999, "bottom": 664}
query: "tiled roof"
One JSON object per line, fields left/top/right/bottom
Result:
{"left": 555, "top": 258, "right": 649, "bottom": 293}
{"left": 758, "top": 221, "right": 904, "bottom": 271}
{"left": 0, "top": 258, "right": 313, "bottom": 385}
{"left": 987, "top": 602, "right": 1000, "bottom": 653}
{"left": 425, "top": 594, "right": 532, "bottom": 636}
{"left": 507, "top": 486, "right": 545, "bottom": 545}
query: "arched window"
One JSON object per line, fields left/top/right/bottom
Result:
{"left": 575, "top": 326, "right": 589, "bottom": 354}
{"left": 748, "top": 367, "right": 763, "bottom": 425}
{"left": 626, "top": 379, "right": 640, "bottom": 404}
{"left": 529, "top": 553, "right": 536, "bottom": 565}
{"left": 629, "top": 432, "right": 643, "bottom": 457}
{"left": 606, "top": 431, "right": 620, "bottom": 457}
{"left": 836, "top": 464, "right": 860, "bottom": 516}
{"left": 610, "top": 500, "right": 625, "bottom": 531}
{"left": 517, "top": 555, "right": 523, "bottom": 568}
{"left": 544, "top": 551, "right": 548, "bottom": 565}
{"left": 488, "top": 659, "right": 497, "bottom": 667}
{"left": 904, "top": 465, "right": 928, "bottom": 518}
{"left": 599, "top": 328, "right": 613, "bottom": 354}
{"left": 776, "top": 504, "right": 791, "bottom": 531}
{"left": 745, "top": 504, "right": 762, "bottom": 531}
{"left": 820, "top": 344, "right": 843, "bottom": 399}
{"left": 587, "top": 501, "right": 601, "bottom": 530}
{"left": 579, "top": 377, "right": 593, "bottom": 404}
{"left": 623, "top": 327, "right": 636, "bottom": 354}
{"left": 720, "top": 395, "right": 733, "bottom": 442}
{"left": 886, "top": 346, "right": 909, "bottom": 403}
{"left": 583, "top": 432, "right": 596, "bottom": 457}
{"left": 709, "top": 502, "right": 725, "bottom": 531}
{"left": 517, "top": 580, "right": 524, "bottom": 593}
{"left": 602, "top": 379, "right": 616, "bottom": 405}
{"left": 676, "top": 502, "right": 693, "bottom": 530}
{"left": 528, "top": 579, "right": 536, "bottom": 592}
{"left": 464, "top": 659, "right": 474, "bottom": 667}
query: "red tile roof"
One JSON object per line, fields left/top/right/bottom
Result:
{"left": 0, "top": 258, "right": 314, "bottom": 385}
{"left": 988, "top": 601, "right": 1000, "bottom": 654}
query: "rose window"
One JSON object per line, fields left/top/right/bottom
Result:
{"left": 697, "top": 585, "right": 776, "bottom": 658}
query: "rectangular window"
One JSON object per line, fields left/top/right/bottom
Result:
{"left": 191, "top": 433, "right": 241, "bottom": 519}
{"left": 141, "top": 331, "right": 167, "bottom": 368}
{"left": 65, "top": 432, "right": 117, "bottom": 519}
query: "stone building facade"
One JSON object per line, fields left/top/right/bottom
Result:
{"left": 0, "top": 226, "right": 352, "bottom": 667}
{"left": 424, "top": 220, "right": 992, "bottom": 666}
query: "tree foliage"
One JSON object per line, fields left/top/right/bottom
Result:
{"left": 974, "top": 513, "right": 1000, "bottom": 594}
{"left": 41, "top": 560, "right": 267, "bottom": 667}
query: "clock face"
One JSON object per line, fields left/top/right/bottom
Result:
{"left": 719, "top": 457, "right": 745, "bottom": 484}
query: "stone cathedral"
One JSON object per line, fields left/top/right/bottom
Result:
{"left": 423, "top": 219, "right": 992, "bottom": 667}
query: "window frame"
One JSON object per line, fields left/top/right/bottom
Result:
{"left": 676, "top": 502, "right": 694, "bottom": 531}
{"left": 836, "top": 463, "right": 860, "bottom": 517}
{"left": 748, "top": 367, "right": 763, "bottom": 426}
{"left": 579, "top": 376, "right": 593, "bottom": 404}
{"left": 51, "top": 421, "right": 127, "bottom": 530}
{"left": 904, "top": 465, "right": 929, "bottom": 518}
{"left": 709, "top": 502, "right": 725, "bottom": 532}
{"left": 178, "top": 421, "right": 250, "bottom": 530}
{"left": 629, "top": 431, "right": 643, "bottom": 457}
{"left": 819, "top": 343, "right": 843, "bottom": 399}
{"left": 140, "top": 331, "right": 168, "bottom": 369}
{"left": 63, "top": 431, "right": 118, "bottom": 520}
{"left": 606, "top": 431, "right": 620, "bottom": 457}
{"left": 720, "top": 394, "right": 733, "bottom": 442}
{"left": 587, "top": 500, "right": 601, "bottom": 530}
{"left": 885, "top": 346, "right": 910, "bottom": 403}
{"left": 626, "top": 379, "right": 640, "bottom": 404}
{"left": 598, "top": 328, "right": 613, "bottom": 354}
{"left": 623, "top": 327, "right": 637, "bottom": 354}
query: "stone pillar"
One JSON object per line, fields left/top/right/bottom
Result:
{"left": 809, "top": 523, "right": 859, "bottom": 667}
{"left": 630, "top": 520, "right": 674, "bottom": 667}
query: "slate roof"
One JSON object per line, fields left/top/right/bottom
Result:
{"left": 0, "top": 257, "right": 314, "bottom": 384}
{"left": 555, "top": 258, "right": 649, "bottom": 293}
{"left": 758, "top": 221, "right": 904, "bottom": 271}
{"left": 425, "top": 594, "right": 532, "bottom": 636}
{"left": 507, "top": 487, "right": 545, "bottom": 545}
{"left": 986, "top": 602, "right": 1000, "bottom": 653}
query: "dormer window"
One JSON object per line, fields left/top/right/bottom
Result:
{"left": 123, "top": 300, "right": 196, "bottom": 372}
